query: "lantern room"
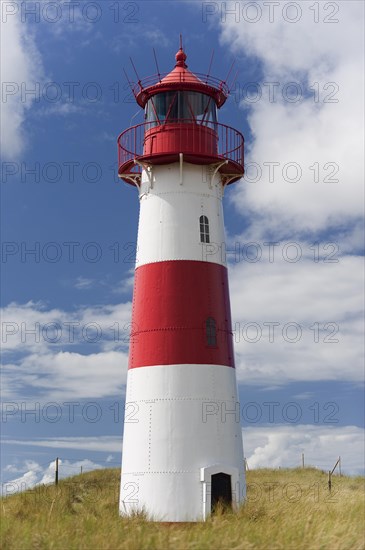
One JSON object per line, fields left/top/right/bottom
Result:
{"left": 144, "top": 90, "right": 217, "bottom": 126}
{"left": 117, "top": 46, "right": 244, "bottom": 186}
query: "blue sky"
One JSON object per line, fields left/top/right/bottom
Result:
{"left": 1, "top": 1, "right": 364, "bottom": 493}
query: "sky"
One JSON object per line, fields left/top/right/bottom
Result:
{"left": 1, "top": 0, "right": 364, "bottom": 495}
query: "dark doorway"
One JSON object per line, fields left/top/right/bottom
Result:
{"left": 211, "top": 473, "right": 232, "bottom": 512}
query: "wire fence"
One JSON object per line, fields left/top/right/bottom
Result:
{"left": 50, "top": 454, "right": 342, "bottom": 486}
{"left": 1, "top": 453, "right": 344, "bottom": 498}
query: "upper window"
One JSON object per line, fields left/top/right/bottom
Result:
{"left": 206, "top": 317, "right": 217, "bottom": 347}
{"left": 145, "top": 91, "right": 217, "bottom": 127}
{"left": 200, "top": 215, "right": 210, "bottom": 243}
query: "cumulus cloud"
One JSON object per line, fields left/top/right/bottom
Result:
{"left": 218, "top": 1, "right": 364, "bottom": 235}
{"left": 228, "top": 252, "right": 364, "bottom": 385}
{"left": 0, "top": 1, "right": 107, "bottom": 160}
{"left": 1, "top": 300, "right": 132, "bottom": 354}
{"left": 0, "top": 5, "right": 45, "bottom": 159}
{"left": 2, "top": 349, "right": 128, "bottom": 400}
{"left": 209, "top": 1, "right": 365, "bottom": 387}
{"left": 244, "top": 424, "right": 365, "bottom": 476}
{"left": 1, "top": 300, "right": 131, "bottom": 400}
{"left": 1, "top": 457, "right": 106, "bottom": 496}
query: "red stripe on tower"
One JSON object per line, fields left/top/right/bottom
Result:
{"left": 129, "top": 260, "right": 235, "bottom": 369}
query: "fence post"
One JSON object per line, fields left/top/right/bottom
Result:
{"left": 302, "top": 453, "right": 305, "bottom": 468}
{"left": 328, "top": 470, "right": 332, "bottom": 492}
{"left": 55, "top": 457, "right": 59, "bottom": 486}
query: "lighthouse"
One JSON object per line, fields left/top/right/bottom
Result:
{"left": 118, "top": 42, "right": 245, "bottom": 522}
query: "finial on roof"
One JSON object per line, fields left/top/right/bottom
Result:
{"left": 176, "top": 53, "right": 187, "bottom": 71}
{"left": 175, "top": 48, "right": 187, "bottom": 68}
{"left": 175, "top": 34, "right": 187, "bottom": 68}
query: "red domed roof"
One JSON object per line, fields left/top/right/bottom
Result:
{"left": 159, "top": 49, "right": 204, "bottom": 86}
{"left": 134, "top": 48, "right": 229, "bottom": 108}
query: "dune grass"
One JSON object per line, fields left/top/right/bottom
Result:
{"left": 1, "top": 467, "right": 364, "bottom": 549}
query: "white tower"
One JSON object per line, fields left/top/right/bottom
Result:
{"left": 118, "top": 44, "right": 246, "bottom": 522}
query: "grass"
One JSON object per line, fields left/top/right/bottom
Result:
{"left": 1, "top": 467, "right": 364, "bottom": 550}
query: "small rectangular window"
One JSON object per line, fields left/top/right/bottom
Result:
{"left": 200, "top": 215, "right": 210, "bottom": 243}
{"left": 206, "top": 317, "right": 217, "bottom": 347}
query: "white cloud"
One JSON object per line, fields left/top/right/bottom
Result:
{"left": 144, "top": 29, "right": 170, "bottom": 48}
{"left": 215, "top": 3, "right": 364, "bottom": 387}
{"left": 2, "top": 349, "right": 128, "bottom": 400}
{"left": 1, "top": 300, "right": 132, "bottom": 354}
{"left": 111, "top": 269, "right": 135, "bottom": 295}
{"left": 0, "top": 6, "right": 45, "bottom": 159}
{"left": 37, "top": 0, "right": 102, "bottom": 39}
{"left": 37, "top": 103, "right": 87, "bottom": 116}
{"left": 4, "top": 436, "right": 122, "bottom": 453}
{"left": 110, "top": 26, "right": 170, "bottom": 53}
{"left": 1, "top": 300, "right": 132, "bottom": 400}
{"left": 219, "top": 1, "right": 364, "bottom": 234}
{"left": 98, "top": 131, "right": 117, "bottom": 143}
{"left": 0, "top": 1, "right": 106, "bottom": 159}
{"left": 74, "top": 277, "right": 96, "bottom": 290}
{"left": 244, "top": 424, "right": 364, "bottom": 476}
{"left": 1, "top": 457, "right": 107, "bottom": 496}
{"left": 220, "top": 2, "right": 363, "bottom": 76}
{"left": 229, "top": 253, "right": 364, "bottom": 385}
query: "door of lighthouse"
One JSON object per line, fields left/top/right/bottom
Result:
{"left": 211, "top": 473, "right": 232, "bottom": 512}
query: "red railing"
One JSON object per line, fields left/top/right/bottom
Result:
{"left": 117, "top": 120, "right": 244, "bottom": 178}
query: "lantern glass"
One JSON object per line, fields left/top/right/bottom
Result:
{"left": 145, "top": 91, "right": 217, "bottom": 127}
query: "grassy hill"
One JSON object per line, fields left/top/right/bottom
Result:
{"left": 1, "top": 467, "right": 364, "bottom": 549}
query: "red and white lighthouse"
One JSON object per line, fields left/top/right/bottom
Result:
{"left": 118, "top": 43, "right": 245, "bottom": 522}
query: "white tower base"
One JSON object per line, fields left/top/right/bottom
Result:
{"left": 120, "top": 364, "right": 245, "bottom": 522}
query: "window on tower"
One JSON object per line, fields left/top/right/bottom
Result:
{"left": 200, "top": 215, "right": 210, "bottom": 243}
{"left": 206, "top": 317, "right": 217, "bottom": 347}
